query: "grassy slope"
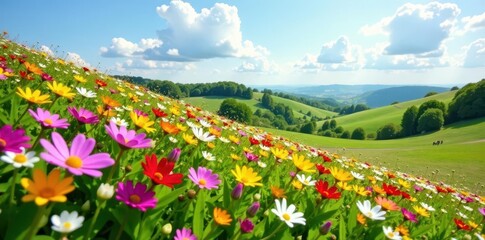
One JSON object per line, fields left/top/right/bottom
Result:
{"left": 325, "top": 91, "right": 456, "bottom": 134}
{"left": 184, "top": 93, "right": 337, "bottom": 119}
{"left": 262, "top": 117, "right": 485, "bottom": 194}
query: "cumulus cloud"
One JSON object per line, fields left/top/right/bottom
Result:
{"left": 463, "top": 38, "right": 485, "bottom": 68}
{"left": 39, "top": 45, "right": 55, "bottom": 57}
{"left": 360, "top": 2, "right": 460, "bottom": 56}
{"left": 460, "top": 12, "right": 485, "bottom": 34}
{"left": 234, "top": 57, "right": 276, "bottom": 73}
{"left": 116, "top": 59, "right": 194, "bottom": 71}
{"left": 100, "top": 37, "right": 162, "bottom": 57}
{"left": 65, "top": 52, "right": 91, "bottom": 67}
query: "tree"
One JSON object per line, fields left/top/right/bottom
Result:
{"left": 447, "top": 79, "right": 485, "bottom": 122}
{"left": 340, "top": 130, "right": 351, "bottom": 139}
{"left": 261, "top": 93, "right": 273, "bottom": 109}
{"left": 334, "top": 126, "right": 344, "bottom": 134}
{"left": 376, "top": 123, "right": 400, "bottom": 140}
{"left": 321, "top": 121, "right": 330, "bottom": 131}
{"left": 424, "top": 92, "right": 438, "bottom": 97}
{"left": 147, "top": 80, "right": 183, "bottom": 99}
{"left": 450, "top": 86, "right": 459, "bottom": 91}
{"left": 329, "top": 119, "right": 337, "bottom": 129}
{"left": 417, "top": 100, "right": 446, "bottom": 120}
{"left": 351, "top": 128, "right": 366, "bottom": 140}
{"left": 417, "top": 108, "right": 444, "bottom": 133}
{"left": 401, "top": 105, "right": 418, "bottom": 136}
{"left": 218, "top": 99, "right": 252, "bottom": 124}
{"left": 300, "top": 122, "right": 316, "bottom": 134}
{"left": 323, "top": 130, "right": 335, "bottom": 137}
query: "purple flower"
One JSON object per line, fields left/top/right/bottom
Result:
{"left": 188, "top": 167, "right": 221, "bottom": 190}
{"left": 320, "top": 221, "right": 332, "bottom": 235}
{"left": 238, "top": 130, "right": 247, "bottom": 137}
{"left": 67, "top": 106, "right": 99, "bottom": 124}
{"left": 116, "top": 181, "right": 157, "bottom": 212}
{"left": 231, "top": 183, "right": 244, "bottom": 200}
{"left": 40, "top": 132, "right": 114, "bottom": 177}
{"left": 29, "top": 108, "right": 70, "bottom": 129}
{"left": 244, "top": 152, "right": 259, "bottom": 162}
{"left": 174, "top": 228, "right": 197, "bottom": 240}
{"left": 479, "top": 207, "right": 485, "bottom": 216}
{"left": 246, "top": 202, "right": 260, "bottom": 217}
{"left": 414, "top": 185, "right": 423, "bottom": 192}
{"left": 105, "top": 121, "right": 152, "bottom": 149}
{"left": 133, "top": 109, "right": 148, "bottom": 117}
{"left": 167, "top": 148, "right": 181, "bottom": 162}
{"left": 41, "top": 73, "right": 53, "bottom": 81}
{"left": 240, "top": 219, "right": 254, "bottom": 233}
{"left": 0, "top": 125, "right": 31, "bottom": 153}
{"left": 401, "top": 207, "right": 418, "bottom": 223}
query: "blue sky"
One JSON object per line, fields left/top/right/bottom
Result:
{"left": 1, "top": 0, "right": 484, "bottom": 86}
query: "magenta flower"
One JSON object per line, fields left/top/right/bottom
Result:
{"left": 29, "top": 108, "right": 70, "bottom": 129}
{"left": 244, "top": 152, "right": 259, "bottom": 162}
{"left": 188, "top": 167, "right": 221, "bottom": 190}
{"left": 105, "top": 121, "right": 152, "bottom": 149}
{"left": 67, "top": 106, "right": 99, "bottom": 124}
{"left": 0, "top": 125, "right": 31, "bottom": 153}
{"left": 134, "top": 109, "right": 148, "bottom": 117}
{"left": 116, "top": 181, "right": 157, "bottom": 212}
{"left": 240, "top": 219, "right": 254, "bottom": 233}
{"left": 40, "top": 132, "right": 114, "bottom": 177}
{"left": 401, "top": 207, "right": 418, "bottom": 223}
{"left": 479, "top": 207, "right": 485, "bottom": 216}
{"left": 174, "top": 228, "right": 197, "bottom": 240}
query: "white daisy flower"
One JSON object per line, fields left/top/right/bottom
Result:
{"left": 202, "top": 151, "right": 216, "bottom": 161}
{"left": 157, "top": 103, "right": 167, "bottom": 110}
{"left": 169, "top": 136, "right": 178, "bottom": 143}
{"left": 351, "top": 171, "right": 365, "bottom": 180}
{"left": 382, "top": 226, "right": 402, "bottom": 240}
{"left": 457, "top": 211, "right": 468, "bottom": 219}
{"left": 192, "top": 127, "right": 216, "bottom": 142}
{"left": 462, "top": 205, "right": 473, "bottom": 212}
{"left": 186, "top": 121, "right": 199, "bottom": 128}
{"left": 357, "top": 200, "right": 386, "bottom": 221}
{"left": 76, "top": 87, "right": 97, "bottom": 98}
{"left": 97, "top": 183, "right": 114, "bottom": 200}
{"left": 271, "top": 198, "right": 306, "bottom": 228}
{"left": 1, "top": 147, "right": 39, "bottom": 168}
{"left": 259, "top": 144, "right": 270, "bottom": 151}
{"left": 257, "top": 161, "right": 267, "bottom": 168}
{"left": 296, "top": 174, "right": 316, "bottom": 186}
{"left": 110, "top": 117, "right": 128, "bottom": 127}
{"left": 51, "top": 210, "right": 85, "bottom": 233}
{"left": 420, "top": 202, "right": 435, "bottom": 211}
{"left": 219, "top": 137, "right": 230, "bottom": 143}
{"left": 199, "top": 119, "right": 211, "bottom": 128}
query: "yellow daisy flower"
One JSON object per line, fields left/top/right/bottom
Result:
{"left": 271, "top": 147, "right": 289, "bottom": 160}
{"left": 330, "top": 167, "right": 353, "bottom": 182}
{"left": 129, "top": 111, "right": 155, "bottom": 133}
{"left": 292, "top": 153, "right": 315, "bottom": 173}
{"left": 74, "top": 75, "right": 87, "bottom": 83}
{"left": 398, "top": 179, "right": 411, "bottom": 189}
{"left": 16, "top": 87, "right": 52, "bottom": 105}
{"left": 230, "top": 154, "right": 241, "bottom": 161}
{"left": 182, "top": 133, "right": 198, "bottom": 145}
{"left": 412, "top": 206, "right": 430, "bottom": 217}
{"left": 231, "top": 165, "right": 262, "bottom": 187}
{"left": 46, "top": 81, "right": 76, "bottom": 100}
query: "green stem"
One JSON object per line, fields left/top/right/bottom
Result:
{"left": 12, "top": 104, "right": 31, "bottom": 127}
{"left": 106, "top": 149, "right": 126, "bottom": 183}
{"left": 83, "top": 200, "right": 105, "bottom": 240}
{"left": 9, "top": 168, "right": 18, "bottom": 207}
{"left": 31, "top": 127, "right": 45, "bottom": 150}
{"left": 114, "top": 209, "right": 130, "bottom": 240}
{"left": 25, "top": 205, "right": 46, "bottom": 240}
{"left": 261, "top": 222, "right": 285, "bottom": 240}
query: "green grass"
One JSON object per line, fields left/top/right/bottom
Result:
{"left": 184, "top": 93, "right": 337, "bottom": 119}
{"left": 262, "top": 117, "right": 485, "bottom": 194}
{"left": 323, "top": 91, "right": 457, "bottom": 134}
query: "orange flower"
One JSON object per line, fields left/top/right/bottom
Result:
{"left": 160, "top": 121, "right": 179, "bottom": 135}
{"left": 357, "top": 213, "right": 367, "bottom": 225}
{"left": 21, "top": 169, "right": 75, "bottom": 206}
{"left": 24, "top": 62, "right": 43, "bottom": 75}
{"left": 96, "top": 105, "right": 116, "bottom": 117}
{"left": 213, "top": 207, "right": 232, "bottom": 226}
{"left": 101, "top": 96, "right": 121, "bottom": 108}
{"left": 375, "top": 196, "right": 400, "bottom": 211}
{"left": 271, "top": 186, "right": 286, "bottom": 198}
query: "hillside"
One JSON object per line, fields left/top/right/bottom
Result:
{"left": 184, "top": 92, "right": 338, "bottom": 120}
{"left": 321, "top": 90, "right": 456, "bottom": 134}
{"left": 356, "top": 86, "right": 449, "bottom": 108}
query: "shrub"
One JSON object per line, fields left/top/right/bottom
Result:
{"left": 400, "top": 105, "right": 418, "bottom": 137}
{"left": 376, "top": 123, "right": 400, "bottom": 140}
{"left": 417, "top": 108, "right": 444, "bottom": 133}
{"left": 340, "top": 130, "right": 351, "bottom": 139}
{"left": 351, "top": 127, "right": 366, "bottom": 140}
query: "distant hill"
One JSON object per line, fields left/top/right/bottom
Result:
{"left": 356, "top": 86, "right": 449, "bottom": 108}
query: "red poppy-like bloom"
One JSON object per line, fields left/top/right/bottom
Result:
{"left": 152, "top": 108, "right": 167, "bottom": 118}
{"left": 186, "top": 110, "right": 196, "bottom": 119}
{"left": 315, "top": 180, "right": 341, "bottom": 199}
{"left": 316, "top": 164, "right": 331, "bottom": 174}
{"left": 383, "top": 183, "right": 401, "bottom": 196}
{"left": 142, "top": 154, "right": 183, "bottom": 188}
{"left": 435, "top": 186, "right": 448, "bottom": 193}
{"left": 249, "top": 137, "right": 259, "bottom": 145}
{"left": 82, "top": 67, "right": 90, "bottom": 72}
{"left": 321, "top": 154, "right": 332, "bottom": 162}
{"left": 261, "top": 139, "right": 273, "bottom": 147}
{"left": 95, "top": 79, "right": 107, "bottom": 87}
{"left": 453, "top": 218, "right": 471, "bottom": 231}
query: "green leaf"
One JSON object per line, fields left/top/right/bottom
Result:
{"left": 346, "top": 202, "right": 358, "bottom": 233}
{"left": 33, "top": 236, "right": 55, "bottom": 240}
{"left": 193, "top": 190, "right": 205, "bottom": 238}
{"left": 339, "top": 214, "right": 346, "bottom": 240}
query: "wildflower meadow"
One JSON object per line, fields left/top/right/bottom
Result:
{"left": 0, "top": 33, "right": 484, "bottom": 240}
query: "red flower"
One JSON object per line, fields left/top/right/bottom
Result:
{"left": 186, "top": 110, "right": 196, "bottom": 119}
{"left": 453, "top": 218, "right": 471, "bottom": 231}
{"left": 320, "top": 154, "right": 332, "bottom": 162}
{"left": 152, "top": 108, "right": 167, "bottom": 118}
{"left": 400, "top": 191, "right": 411, "bottom": 200}
{"left": 383, "top": 183, "right": 401, "bottom": 196}
{"left": 95, "top": 79, "right": 107, "bottom": 87}
{"left": 82, "top": 67, "right": 90, "bottom": 72}
{"left": 315, "top": 180, "right": 341, "bottom": 199}
{"left": 141, "top": 154, "right": 183, "bottom": 189}
{"left": 249, "top": 137, "right": 259, "bottom": 145}
{"left": 261, "top": 139, "right": 273, "bottom": 147}
{"left": 435, "top": 186, "right": 448, "bottom": 193}
{"left": 316, "top": 164, "right": 331, "bottom": 174}
{"left": 19, "top": 71, "right": 34, "bottom": 80}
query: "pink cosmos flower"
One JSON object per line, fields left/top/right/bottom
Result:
{"left": 40, "top": 132, "right": 114, "bottom": 177}
{"left": 174, "top": 228, "right": 197, "bottom": 240}
{"left": 116, "top": 181, "right": 157, "bottom": 212}
{"left": 29, "top": 108, "right": 70, "bottom": 129}
{"left": 0, "top": 125, "right": 31, "bottom": 153}
{"left": 401, "top": 207, "right": 418, "bottom": 223}
{"left": 188, "top": 167, "right": 221, "bottom": 190}
{"left": 67, "top": 106, "right": 99, "bottom": 124}
{"left": 105, "top": 121, "right": 152, "bottom": 149}
{"left": 244, "top": 152, "right": 259, "bottom": 162}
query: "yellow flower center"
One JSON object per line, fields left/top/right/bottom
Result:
{"left": 282, "top": 213, "right": 291, "bottom": 221}
{"left": 14, "top": 154, "right": 27, "bottom": 163}
{"left": 241, "top": 177, "right": 249, "bottom": 184}
{"left": 44, "top": 118, "right": 53, "bottom": 125}
{"left": 0, "top": 138, "right": 6, "bottom": 147}
{"left": 182, "top": 238, "right": 189, "bottom": 240}
{"left": 154, "top": 172, "right": 164, "bottom": 181}
{"left": 199, "top": 179, "right": 207, "bottom": 186}
{"left": 63, "top": 222, "right": 72, "bottom": 229}
{"left": 129, "top": 194, "right": 141, "bottom": 203}
{"left": 388, "top": 232, "right": 394, "bottom": 237}
{"left": 304, "top": 180, "right": 309, "bottom": 185}
{"left": 39, "top": 187, "right": 55, "bottom": 198}
{"left": 366, "top": 212, "right": 373, "bottom": 218}
{"left": 66, "top": 156, "right": 83, "bottom": 168}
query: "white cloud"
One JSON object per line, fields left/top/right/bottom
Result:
{"left": 116, "top": 59, "right": 195, "bottom": 71}
{"left": 460, "top": 12, "right": 485, "bottom": 34}
{"left": 39, "top": 45, "right": 54, "bottom": 57}
{"left": 142, "top": 0, "right": 267, "bottom": 61}
{"left": 65, "top": 52, "right": 91, "bottom": 67}
{"left": 234, "top": 57, "right": 277, "bottom": 73}
{"left": 360, "top": 2, "right": 460, "bottom": 56}
{"left": 100, "top": 37, "right": 162, "bottom": 57}
{"left": 317, "top": 36, "right": 355, "bottom": 63}
{"left": 463, "top": 38, "right": 485, "bottom": 68}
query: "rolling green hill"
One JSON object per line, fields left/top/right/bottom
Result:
{"left": 184, "top": 93, "right": 338, "bottom": 120}
{"left": 263, "top": 117, "right": 485, "bottom": 194}
{"left": 322, "top": 90, "right": 457, "bottom": 134}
